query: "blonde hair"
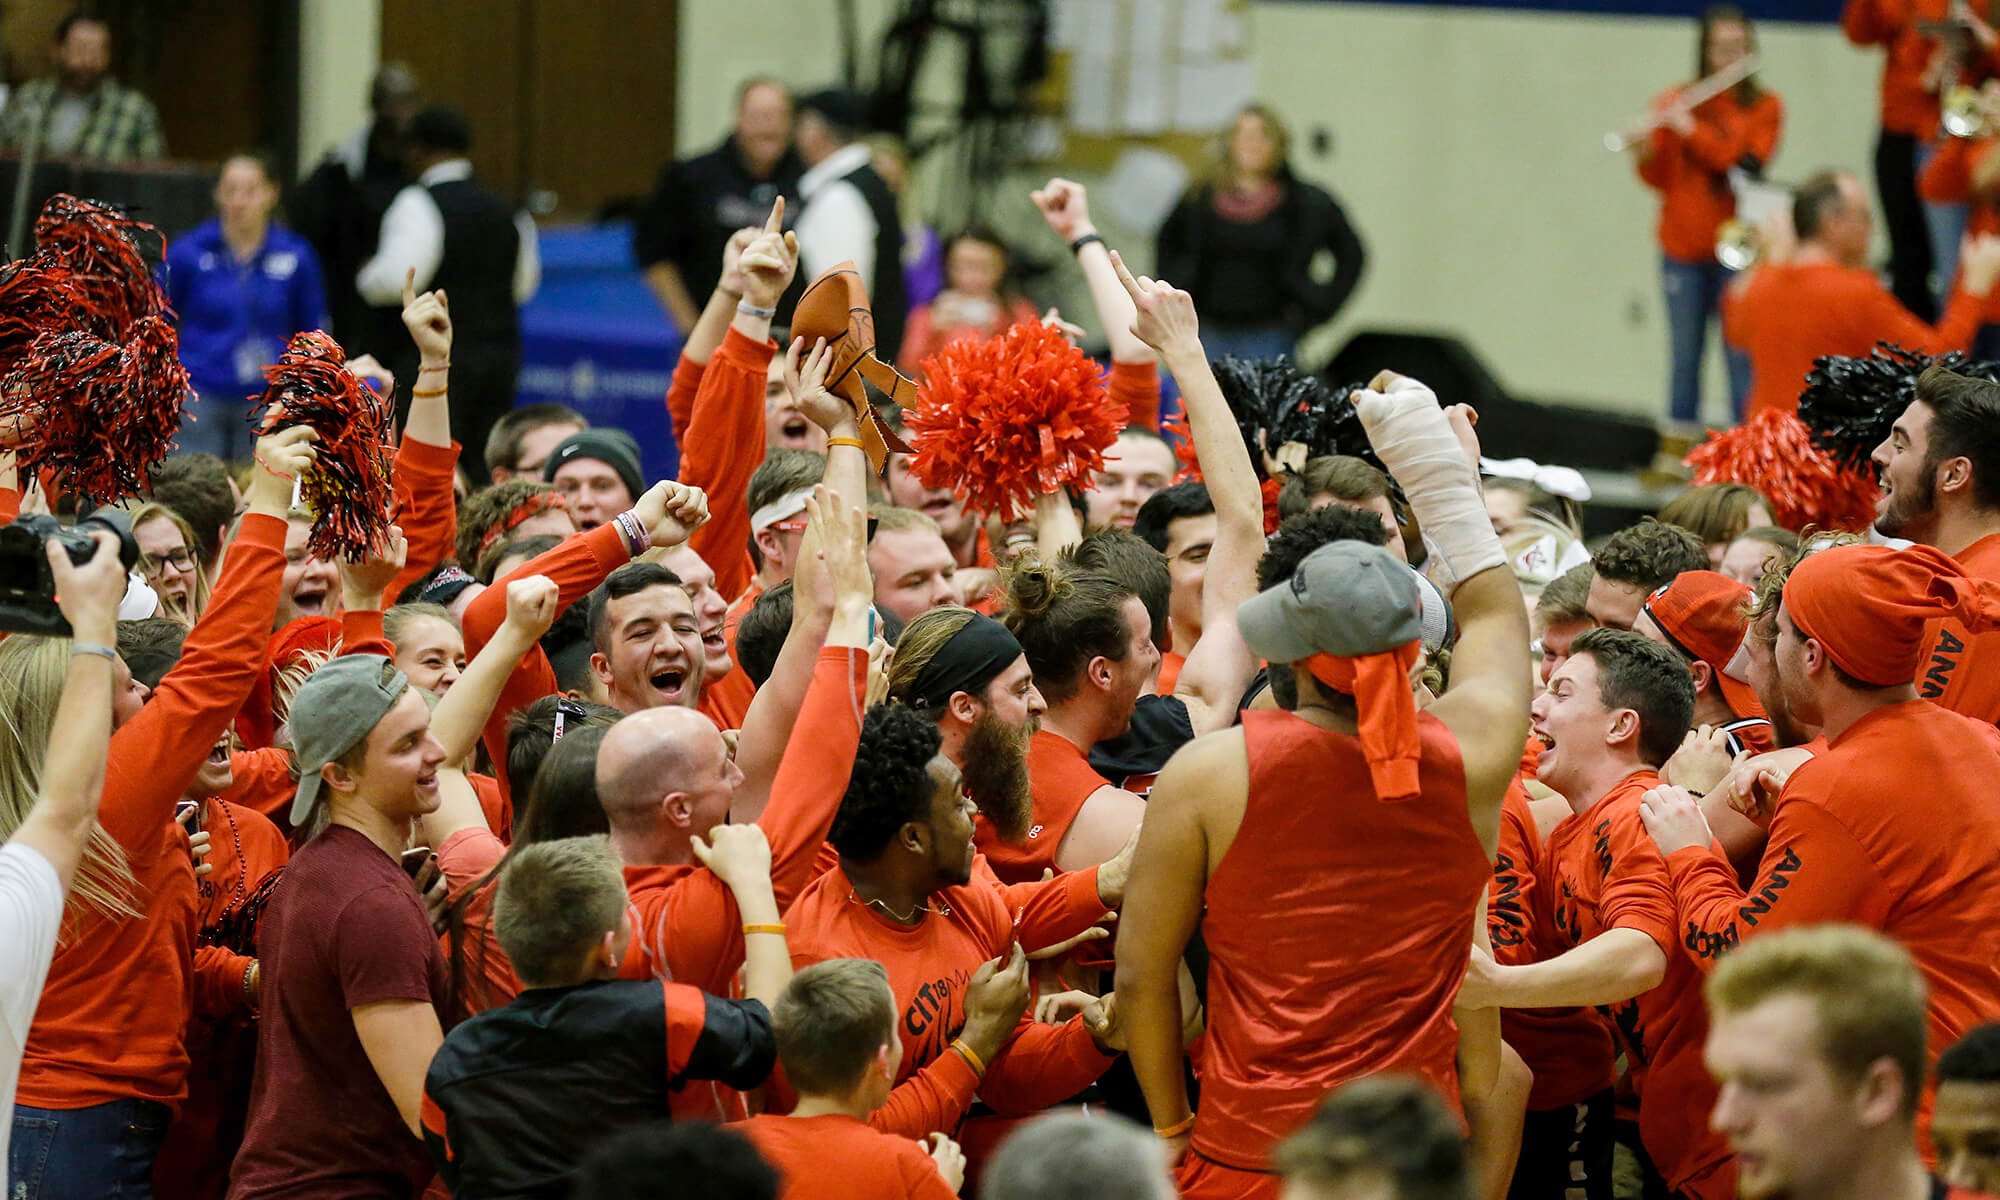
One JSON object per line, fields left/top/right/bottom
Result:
{"left": 121, "top": 500, "right": 213, "bottom": 623}
{"left": 0, "top": 637, "right": 141, "bottom": 925}
{"left": 773, "top": 959, "right": 895, "bottom": 1095}
{"left": 883, "top": 605, "right": 979, "bottom": 715}
{"left": 1707, "top": 925, "right": 1929, "bottom": 1116}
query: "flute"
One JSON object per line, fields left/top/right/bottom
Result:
{"left": 1603, "top": 55, "right": 1761, "bottom": 152}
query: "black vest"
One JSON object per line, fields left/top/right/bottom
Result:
{"left": 838, "top": 160, "right": 907, "bottom": 362}
{"left": 425, "top": 175, "right": 522, "bottom": 355}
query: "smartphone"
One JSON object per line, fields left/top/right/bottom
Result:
{"left": 402, "top": 846, "right": 435, "bottom": 880}
{"left": 175, "top": 800, "right": 202, "bottom": 835}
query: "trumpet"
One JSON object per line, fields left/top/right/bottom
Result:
{"left": 1604, "top": 55, "right": 1761, "bottom": 152}
{"left": 1944, "top": 83, "right": 1992, "bottom": 138}
{"left": 1715, "top": 175, "right": 1793, "bottom": 270}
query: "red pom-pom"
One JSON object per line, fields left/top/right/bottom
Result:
{"left": 905, "top": 321, "right": 1127, "bottom": 522}
{"left": 1, "top": 316, "right": 190, "bottom": 506}
{"left": 1685, "top": 409, "right": 1878, "bottom": 532}
{"left": 252, "top": 331, "right": 395, "bottom": 561}
{"left": 0, "top": 259, "right": 83, "bottom": 380}
{"left": 33, "top": 194, "right": 167, "bottom": 338}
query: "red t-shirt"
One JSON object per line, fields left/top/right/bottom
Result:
{"left": 230, "top": 826, "right": 448, "bottom": 1200}
{"left": 1155, "top": 650, "right": 1186, "bottom": 697}
{"left": 739, "top": 1114, "right": 957, "bottom": 1200}
{"left": 1194, "top": 710, "right": 1490, "bottom": 1173}
{"left": 1921, "top": 533, "right": 2000, "bottom": 724}
{"left": 1663, "top": 700, "right": 2000, "bottom": 1158}
{"left": 974, "top": 730, "right": 1106, "bottom": 885}
{"left": 781, "top": 859, "right": 1114, "bottom": 1139}
{"left": 1489, "top": 780, "right": 1616, "bottom": 1112}
{"left": 435, "top": 826, "right": 515, "bottom": 1020}
{"left": 1547, "top": 771, "right": 1730, "bottom": 1191}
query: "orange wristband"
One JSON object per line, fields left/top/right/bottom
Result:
{"left": 1154, "top": 1113, "right": 1196, "bottom": 1139}
{"left": 411, "top": 386, "right": 448, "bottom": 399}
{"left": 742, "top": 923, "right": 786, "bottom": 936}
{"left": 949, "top": 1039, "right": 987, "bottom": 1077}
{"left": 826, "top": 436, "right": 864, "bottom": 450}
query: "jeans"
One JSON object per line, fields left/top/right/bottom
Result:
{"left": 1919, "top": 140, "right": 1968, "bottom": 304}
{"left": 1200, "top": 324, "right": 1297, "bottom": 365}
{"left": 10, "top": 1099, "right": 170, "bottom": 1200}
{"left": 1661, "top": 254, "right": 1751, "bottom": 424}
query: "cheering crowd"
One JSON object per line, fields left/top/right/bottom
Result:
{"left": 7, "top": 18, "right": 2000, "bottom": 1200}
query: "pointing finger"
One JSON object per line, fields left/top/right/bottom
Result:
{"left": 402, "top": 266, "right": 417, "bottom": 309}
{"left": 765, "top": 195, "right": 786, "bottom": 234}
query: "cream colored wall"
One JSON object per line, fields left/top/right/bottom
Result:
{"left": 671, "top": 0, "right": 1884, "bottom": 422}
{"left": 297, "top": 0, "right": 381, "bottom": 172}
{"left": 1255, "top": 2, "right": 1880, "bottom": 421}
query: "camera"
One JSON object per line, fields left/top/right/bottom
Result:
{"left": 0, "top": 509, "right": 139, "bottom": 636}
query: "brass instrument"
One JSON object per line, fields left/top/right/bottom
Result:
{"left": 1603, "top": 55, "right": 1761, "bottom": 152}
{"left": 1944, "top": 83, "right": 1991, "bottom": 138}
{"left": 1714, "top": 175, "right": 1793, "bottom": 270}
{"left": 1715, "top": 219, "right": 1758, "bottom": 271}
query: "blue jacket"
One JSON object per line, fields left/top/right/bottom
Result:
{"left": 166, "top": 219, "right": 330, "bottom": 402}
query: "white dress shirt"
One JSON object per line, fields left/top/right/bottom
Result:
{"left": 355, "top": 158, "right": 541, "bottom": 306}
{"left": 794, "top": 142, "right": 879, "bottom": 289}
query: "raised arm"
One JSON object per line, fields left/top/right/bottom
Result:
{"left": 1353, "top": 377, "right": 1528, "bottom": 856}
{"left": 666, "top": 227, "right": 757, "bottom": 439}
{"left": 681, "top": 200, "right": 800, "bottom": 603}
{"left": 731, "top": 342, "right": 871, "bottom": 818}
{"left": 1031, "top": 179, "right": 1154, "bottom": 365}
{"left": 7, "top": 530, "right": 124, "bottom": 889}
{"left": 1111, "top": 249, "right": 1261, "bottom": 736}
{"left": 430, "top": 575, "right": 558, "bottom": 767}
{"left": 101, "top": 427, "right": 316, "bottom": 856}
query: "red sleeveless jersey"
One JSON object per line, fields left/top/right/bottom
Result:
{"left": 1193, "top": 708, "right": 1489, "bottom": 1173}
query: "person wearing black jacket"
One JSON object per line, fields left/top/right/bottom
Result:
{"left": 1155, "top": 103, "right": 1366, "bottom": 363}
{"left": 633, "top": 79, "right": 803, "bottom": 334}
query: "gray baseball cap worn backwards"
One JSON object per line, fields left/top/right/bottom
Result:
{"left": 1237, "top": 541, "right": 1429, "bottom": 663}
{"left": 288, "top": 654, "right": 410, "bottom": 826}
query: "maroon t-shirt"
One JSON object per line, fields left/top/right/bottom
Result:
{"left": 229, "top": 825, "right": 447, "bottom": 1200}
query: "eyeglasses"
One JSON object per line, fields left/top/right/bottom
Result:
{"left": 140, "top": 547, "right": 195, "bottom": 576}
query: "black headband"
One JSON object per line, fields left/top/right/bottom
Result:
{"left": 901, "top": 615, "right": 1024, "bottom": 709}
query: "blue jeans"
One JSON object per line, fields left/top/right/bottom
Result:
{"left": 1201, "top": 325, "right": 1297, "bottom": 365}
{"left": 10, "top": 1099, "right": 170, "bottom": 1200}
{"left": 1918, "top": 140, "right": 1968, "bottom": 306}
{"left": 1662, "top": 254, "right": 1751, "bottom": 424}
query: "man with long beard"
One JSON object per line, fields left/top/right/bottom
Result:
{"left": 882, "top": 607, "right": 1043, "bottom": 843}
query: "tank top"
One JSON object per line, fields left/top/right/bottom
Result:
{"left": 1194, "top": 708, "right": 1489, "bottom": 1172}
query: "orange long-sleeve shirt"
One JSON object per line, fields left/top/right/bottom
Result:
{"left": 1920, "top": 533, "right": 2000, "bottom": 722}
{"left": 383, "top": 437, "right": 461, "bottom": 606}
{"left": 1107, "top": 358, "right": 1161, "bottom": 432}
{"left": 680, "top": 326, "right": 770, "bottom": 608}
{"left": 1843, "top": 0, "right": 1951, "bottom": 136}
{"left": 1490, "top": 780, "right": 1616, "bottom": 1113}
{"left": 1723, "top": 261, "right": 1986, "bottom": 418}
{"left": 17, "top": 511, "right": 286, "bottom": 1111}
{"left": 1636, "top": 84, "right": 1784, "bottom": 263}
{"left": 618, "top": 647, "right": 871, "bottom": 997}
{"left": 1546, "top": 771, "right": 1731, "bottom": 1192}
{"left": 1661, "top": 700, "right": 2000, "bottom": 1155}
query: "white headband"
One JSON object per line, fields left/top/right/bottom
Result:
{"left": 749, "top": 488, "right": 814, "bottom": 533}
{"left": 1480, "top": 456, "right": 1592, "bottom": 503}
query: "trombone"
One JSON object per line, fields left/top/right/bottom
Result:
{"left": 1603, "top": 55, "right": 1761, "bottom": 152}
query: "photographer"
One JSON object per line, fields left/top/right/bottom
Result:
{"left": 3, "top": 424, "right": 316, "bottom": 1200}
{"left": 1, "top": 527, "right": 124, "bottom": 1171}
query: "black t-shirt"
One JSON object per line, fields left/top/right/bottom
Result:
{"left": 1089, "top": 694, "right": 1196, "bottom": 799}
{"left": 422, "top": 980, "right": 773, "bottom": 1200}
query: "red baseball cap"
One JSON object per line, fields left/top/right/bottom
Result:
{"left": 1639, "top": 571, "right": 1766, "bottom": 721}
